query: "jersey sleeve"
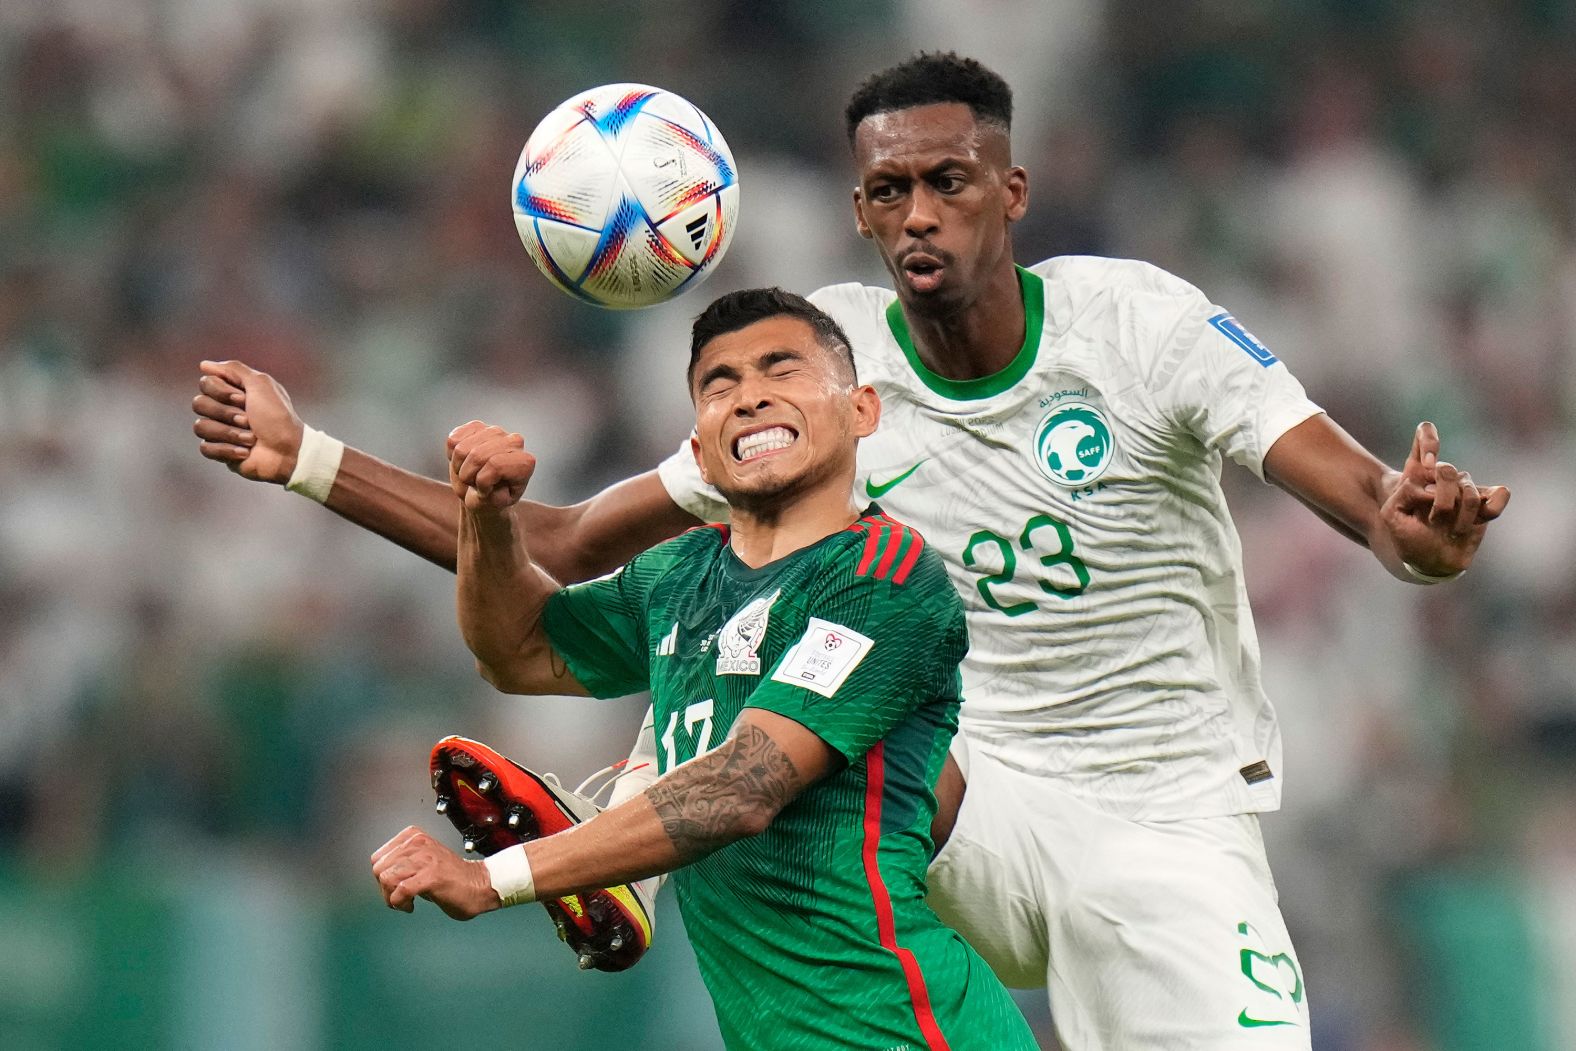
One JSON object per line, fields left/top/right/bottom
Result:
{"left": 744, "top": 538, "right": 968, "bottom": 764}
{"left": 542, "top": 557, "right": 654, "bottom": 699}
{"left": 656, "top": 438, "right": 731, "bottom": 523}
{"left": 1149, "top": 282, "right": 1323, "bottom": 480}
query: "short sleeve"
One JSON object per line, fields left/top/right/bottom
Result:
{"left": 745, "top": 542, "right": 968, "bottom": 764}
{"left": 1156, "top": 295, "right": 1324, "bottom": 480}
{"left": 542, "top": 559, "right": 652, "bottom": 698}
{"left": 656, "top": 438, "right": 730, "bottom": 523}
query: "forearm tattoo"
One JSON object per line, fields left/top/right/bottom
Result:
{"left": 646, "top": 723, "right": 800, "bottom": 861}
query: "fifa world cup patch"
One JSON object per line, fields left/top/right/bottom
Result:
{"left": 770, "top": 618, "right": 874, "bottom": 698}
{"left": 1208, "top": 313, "right": 1278, "bottom": 367}
{"left": 715, "top": 590, "right": 780, "bottom": 675}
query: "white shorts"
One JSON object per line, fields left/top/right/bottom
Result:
{"left": 926, "top": 739, "right": 1311, "bottom": 1050}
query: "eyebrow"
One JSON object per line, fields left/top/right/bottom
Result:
{"left": 759, "top": 347, "right": 804, "bottom": 368}
{"left": 696, "top": 362, "right": 742, "bottom": 390}
{"left": 696, "top": 346, "right": 808, "bottom": 392}
{"left": 866, "top": 154, "right": 974, "bottom": 179}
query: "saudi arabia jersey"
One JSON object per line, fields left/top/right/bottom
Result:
{"left": 542, "top": 513, "right": 1036, "bottom": 1051}
{"left": 659, "top": 256, "right": 1323, "bottom": 822}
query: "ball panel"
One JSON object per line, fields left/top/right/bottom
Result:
{"left": 514, "top": 120, "right": 617, "bottom": 228}
{"left": 655, "top": 195, "right": 723, "bottom": 268}
{"left": 531, "top": 217, "right": 603, "bottom": 287}
{"left": 512, "top": 213, "right": 581, "bottom": 300}
{"left": 712, "top": 182, "right": 739, "bottom": 266}
{"left": 576, "top": 182, "right": 695, "bottom": 309}
{"left": 620, "top": 112, "right": 736, "bottom": 224}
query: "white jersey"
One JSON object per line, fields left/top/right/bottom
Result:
{"left": 659, "top": 257, "right": 1322, "bottom": 820}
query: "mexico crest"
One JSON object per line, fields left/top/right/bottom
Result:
{"left": 1032, "top": 402, "right": 1115, "bottom": 487}
{"left": 716, "top": 590, "right": 780, "bottom": 676}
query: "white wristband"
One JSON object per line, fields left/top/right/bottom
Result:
{"left": 285, "top": 425, "right": 345, "bottom": 504}
{"left": 483, "top": 844, "right": 537, "bottom": 907}
{"left": 1402, "top": 560, "right": 1461, "bottom": 585}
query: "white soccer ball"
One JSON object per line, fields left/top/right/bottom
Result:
{"left": 511, "top": 83, "right": 740, "bottom": 309}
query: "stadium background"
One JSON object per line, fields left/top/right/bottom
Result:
{"left": 3, "top": 1, "right": 1574, "bottom": 1048}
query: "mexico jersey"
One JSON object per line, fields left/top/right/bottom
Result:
{"left": 542, "top": 515, "right": 1036, "bottom": 1051}
{"left": 658, "top": 257, "right": 1323, "bottom": 821}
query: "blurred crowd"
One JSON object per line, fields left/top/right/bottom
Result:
{"left": 2, "top": 1, "right": 1574, "bottom": 1049}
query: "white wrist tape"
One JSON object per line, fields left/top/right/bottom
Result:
{"left": 285, "top": 426, "right": 345, "bottom": 504}
{"left": 1402, "top": 560, "right": 1461, "bottom": 585}
{"left": 483, "top": 843, "right": 537, "bottom": 907}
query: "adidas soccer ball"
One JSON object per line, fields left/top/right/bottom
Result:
{"left": 511, "top": 84, "right": 739, "bottom": 309}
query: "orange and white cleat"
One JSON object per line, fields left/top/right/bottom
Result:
{"left": 429, "top": 735, "right": 655, "bottom": 972}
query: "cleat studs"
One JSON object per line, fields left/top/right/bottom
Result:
{"left": 505, "top": 807, "right": 523, "bottom": 829}
{"left": 434, "top": 797, "right": 450, "bottom": 815}
{"left": 476, "top": 774, "right": 497, "bottom": 794}
{"left": 462, "top": 837, "right": 477, "bottom": 853}
{"left": 430, "top": 768, "right": 443, "bottom": 790}
{"left": 578, "top": 954, "right": 595, "bottom": 970}
{"left": 609, "top": 935, "right": 624, "bottom": 952}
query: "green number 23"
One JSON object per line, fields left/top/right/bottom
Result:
{"left": 962, "top": 513, "right": 1090, "bottom": 616}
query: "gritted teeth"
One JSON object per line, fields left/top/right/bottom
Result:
{"left": 733, "top": 425, "right": 797, "bottom": 462}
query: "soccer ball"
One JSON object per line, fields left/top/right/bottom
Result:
{"left": 511, "top": 83, "right": 739, "bottom": 309}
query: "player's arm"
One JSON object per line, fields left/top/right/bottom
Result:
{"left": 1262, "top": 416, "right": 1510, "bottom": 581}
{"left": 371, "top": 708, "right": 839, "bottom": 917}
{"left": 193, "top": 359, "right": 700, "bottom": 579}
{"left": 449, "top": 421, "right": 595, "bottom": 696}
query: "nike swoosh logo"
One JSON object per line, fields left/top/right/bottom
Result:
{"left": 865, "top": 460, "right": 927, "bottom": 499}
{"left": 1237, "top": 1010, "right": 1296, "bottom": 1029}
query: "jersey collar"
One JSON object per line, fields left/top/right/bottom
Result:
{"left": 884, "top": 265, "right": 1045, "bottom": 401}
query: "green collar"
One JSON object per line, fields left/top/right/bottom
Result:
{"left": 884, "top": 265, "right": 1045, "bottom": 401}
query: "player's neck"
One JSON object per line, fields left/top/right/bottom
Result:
{"left": 727, "top": 480, "right": 861, "bottom": 569}
{"left": 902, "top": 261, "right": 1024, "bottom": 381}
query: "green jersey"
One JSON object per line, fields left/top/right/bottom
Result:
{"left": 543, "top": 508, "right": 1035, "bottom": 1051}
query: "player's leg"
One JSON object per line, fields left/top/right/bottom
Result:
{"left": 429, "top": 728, "right": 661, "bottom": 971}
{"left": 924, "top": 736, "right": 1051, "bottom": 989}
{"left": 1039, "top": 792, "right": 1311, "bottom": 1050}
{"left": 606, "top": 709, "right": 665, "bottom": 903}
{"left": 607, "top": 706, "right": 659, "bottom": 805}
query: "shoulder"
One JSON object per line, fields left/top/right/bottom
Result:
{"left": 1033, "top": 256, "right": 1221, "bottom": 380}
{"left": 826, "top": 511, "right": 955, "bottom": 600}
{"left": 653, "top": 522, "right": 730, "bottom": 558}
{"left": 807, "top": 281, "right": 895, "bottom": 347}
{"left": 1030, "top": 255, "right": 1208, "bottom": 308}
{"left": 808, "top": 280, "right": 893, "bottom": 314}
{"left": 627, "top": 523, "right": 728, "bottom": 582}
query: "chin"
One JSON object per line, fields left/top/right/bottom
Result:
{"left": 898, "top": 282, "right": 966, "bottom": 318}
{"left": 715, "top": 466, "right": 809, "bottom": 516}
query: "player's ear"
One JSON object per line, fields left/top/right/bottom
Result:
{"left": 1004, "top": 165, "right": 1028, "bottom": 223}
{"left": 853, "top": 186, "right": 873, "bottom": 239}
{"left": 690, "top": 431, "right": 711, "bottom": 486}
{"left": 851, "top": 384, "right": 880, "bottom": 439}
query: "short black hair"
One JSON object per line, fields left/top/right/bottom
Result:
{"left": 688, "top": 287, "right": 856, "bottom": 388}
{"left": 844, "top": 52, "right": 1013, "bottom": 146}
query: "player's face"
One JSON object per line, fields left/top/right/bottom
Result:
{"left": 851, "top": 103, "right": 1028, "bottom": 316}
{"left": 689, "top": 316, "right": 879, "bottom": 515}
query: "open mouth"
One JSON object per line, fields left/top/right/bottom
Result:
{"left": 902, "top": 253, "right": 946, "bottom": 293}
{"left": 732, "top": 425, "right": 798, "bottom": 463}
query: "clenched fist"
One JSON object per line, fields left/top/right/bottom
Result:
{"left": 371, "top": 825, "right": 500, "bottom": 920}
{"left": 192, "top": 360, "right": 305, "bottom": 484}
{"left": 447, "top": 421, "right": 537, "bottom": 511}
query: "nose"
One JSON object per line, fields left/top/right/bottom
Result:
{"left": 731, "top": 373, "right": 772, "bottom": 416}
{"left": 903, "top": 184, "right": 940, "bottom": 239}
